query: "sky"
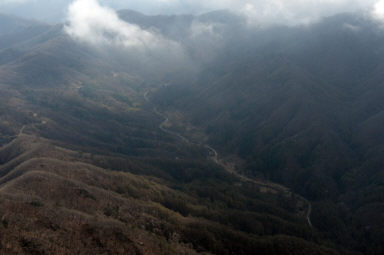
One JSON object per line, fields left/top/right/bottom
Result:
{"left": 1, "top": 0, "right": 384, "bottom": 24}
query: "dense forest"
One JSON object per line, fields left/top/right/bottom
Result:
{"left": 0, "top": 5, "right": 383, "bottom": 255}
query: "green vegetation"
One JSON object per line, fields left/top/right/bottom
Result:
{"left": 153, "top": 13, "right": 384, "bottom": 255}
{"left": 0, "top": 10, "right": 383, "bottom": 255}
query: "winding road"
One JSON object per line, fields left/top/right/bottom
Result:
{"left": 153, "top": 107, "right": 191, "bottom": 144}
{"left": 144, "top": 89, "right": 313, "bottom": 228}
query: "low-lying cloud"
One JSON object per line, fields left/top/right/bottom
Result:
{"left": 64, "top": 0, "right": 384, "bottom": 50}
{"left": 240, "top": 0, "right": 375, "bottom": 26}
{"left": 63, "top": 0, "right": 384, "bottom": 70}
{"left": 3, "top": 0, "right": 384, "bottom": 25}
{"left": 101, "top": 0, "right": 379, "bottom": 26}
{"left": 64, "top": 0, "right": 191, "bottom": 77}
{"left": 64, "top": 0, "right": 180, "bottom": 50}
{"left": 373, "top": 0, "right": 384, "bottom": 20}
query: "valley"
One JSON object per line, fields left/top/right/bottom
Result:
{"left": 0, "top": 7, "right": 383, "bottom": 255}
{"left": 146, "top": 88, "right": 313, "bottom": 227}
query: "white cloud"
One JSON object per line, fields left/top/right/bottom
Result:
{"left": 64, "top": 0, "right": 191, "bottom": 75}
{"left": 3, "top": 0, "right": 384, "bottom": 26}
{"left": 93, "top": 0, "right": 382, "bottom": 26}
{"left": 64, "top": 0, "right": 180, "bottom": 50}
{"left": 373, "top": 0, "right": 384, "bottom": 20}
{"left": 238, "top": 0, "right": 376, "bottom": 26}
{"left": 111, "top": 0, "right": 378, "bottom": 26}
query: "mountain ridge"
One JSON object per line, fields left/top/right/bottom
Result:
{"left": 0, "top": 10, "right": 382, "bottom": 254}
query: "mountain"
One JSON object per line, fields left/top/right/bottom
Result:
{"left": 0, "top": 13, "right": 341, "bottom": 255}
{"left": 0, "top": 10, "right": 383, "bottom": 254}
{"left": 154, "top": 13, "right": 384, "bottom": 254}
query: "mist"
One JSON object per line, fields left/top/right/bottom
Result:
{"left": 64, "top": 0, "right": 180, "bottom": 50}
{"left": 1, "top": 0, "right": 384, "bottom": 25}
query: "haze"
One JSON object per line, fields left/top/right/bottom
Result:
{"left": 2, "top": 0, "right": 384, "bottom": 253}
{"left": 1, "top": 0, "right": 384, "bottom": 25}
